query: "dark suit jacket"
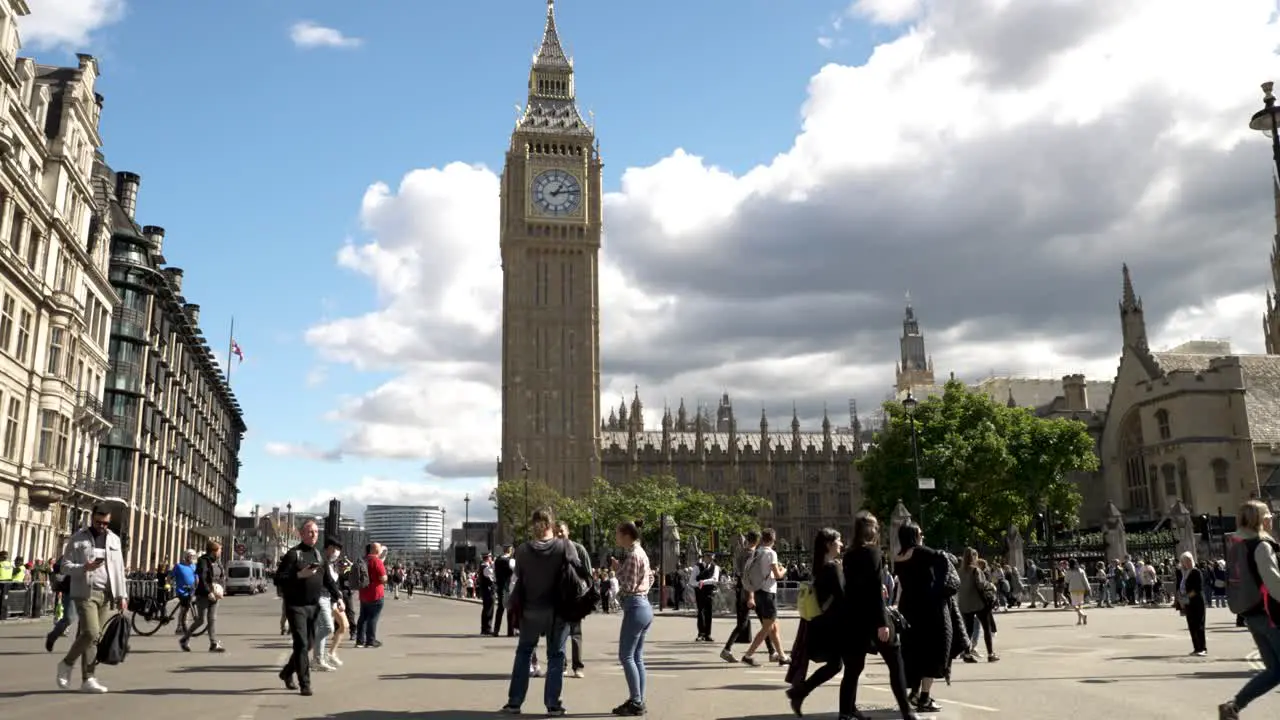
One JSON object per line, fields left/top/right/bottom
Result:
{"left": 842, "top": 544, "right": 894, "bottom": 647}
{"left": 1179, "top": 566, "right": 1205, "bottom": 608}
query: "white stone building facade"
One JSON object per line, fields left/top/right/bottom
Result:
{"left": 0, "top": 0, "right": 117, "bottom": 563}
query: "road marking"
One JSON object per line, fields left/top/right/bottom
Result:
{"left": 237, "top": 650, "right": 291, "bottom": 720}
{"left": 406, "top": 614, "right": 421, "bottom": 618}
{"left": 1247, "top": 650, "right": 1263, "bottom": 670}
{"left": 862, "top": 686, "right": 998, "bottom": 713}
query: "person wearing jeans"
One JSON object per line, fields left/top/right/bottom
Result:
{"left": 1220, "top": 499, "right": 1280, "bottom": 719}
{"left": 313, "top": 537, "right": 343, "bottom": 670}
{"left": 501, "top": 507, "right": 584, "bottom": 716}
{"left": 610, "top": 521, "right": 653, "bottom": 716}
{"left": 355, "top": 543, "right": 387, "bottom": 648}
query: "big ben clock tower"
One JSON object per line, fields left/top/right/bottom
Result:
{"left": 500, "top": 0, "right": 602, "bottom": 506}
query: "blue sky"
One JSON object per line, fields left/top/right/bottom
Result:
{"left": 23, "top": 0, "right": 887, "bottom": 521}
{"left": 28, "top": 1, "right": 1278, "bottom": 530}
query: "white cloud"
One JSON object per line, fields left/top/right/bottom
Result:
{"left": 289, "top": 21, "right": 362, "bottom": 50}
{"left": 17, "top": 0, "right": 124, "bottom": 50}
{"left": 301, "top": 0, "right": 1280, "bottom": 487}
{"left": 263, "top": 441, "right": 342, "bottom": 463}
{"left": 305, "top": 366, "right": 327, "bottom": 387}
{"left": 849, "top": 0, "right": 924, "bottom": 26}
{"left": 235, "top": 476, "right": 490, "bottom": 529}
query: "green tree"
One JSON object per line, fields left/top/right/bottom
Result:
{"left": 577, "top": 476, "right": 771, "bottom": 551}
{"left": 490, "top": 477, "right": 581, "bottom": 540}
{"left": 1004, "top": 408, "right": 1098, "bottom": 530}
{"left": 859, "top": 379, "right": 1096, "bottom": 548}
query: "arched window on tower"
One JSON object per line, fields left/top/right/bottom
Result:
{"left": 1161, "top": 463, "right": 1176, "bottom": 498}
{"left": 1155, "top": 409, "right": 1171, "bottom": 440}
{"left": 1212, "top": 458, "right": 1230, "bottom": 494}
{"left": 1121, "top": 410, "right": 1149, "bottom": 510}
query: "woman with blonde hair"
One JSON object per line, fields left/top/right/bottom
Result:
{"left": 1219, "top": 499, "right": 1280, "bottom": 719}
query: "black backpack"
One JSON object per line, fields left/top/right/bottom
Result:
{"left": 556, "top": 540, "right": 599, "bottom": 623}
{"left": 95, "top": 614, "right": 131, "bottom": 665}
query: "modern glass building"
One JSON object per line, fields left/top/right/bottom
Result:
{"left": 363, "top": 504, "right": 445, "bottom": 560}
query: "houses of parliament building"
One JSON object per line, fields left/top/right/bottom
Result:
{"left": 499, "top": 1, "right": 1280, "bottom": 544}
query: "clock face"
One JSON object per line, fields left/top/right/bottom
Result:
{"left": 531, "top": 169, "right": 582, "bottom": 216}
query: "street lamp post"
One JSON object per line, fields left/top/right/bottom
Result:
{"left": 902, "top": 392, "right": 925, "bottom": 530}
{"left": 1249, "top": 81, "right": 1280, "bottom": 178}
{"left": 464, "top": 492, "right": 472, "bottom": 564}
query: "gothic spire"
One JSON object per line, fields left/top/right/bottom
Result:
{"left": 533, "top": 0, "right": 572, "bottom": 70}
{"left": 791, "top": 403, "right": 801, "bottom": 433}
{"left": 1121, "top": 263, "right": 1139, "bottom": 309}
{"left": 1266, "top": 178, "right": 1280, "bottom": 354}
{"left": 1119, "top": 263, "right": 1149, "bottom": 349}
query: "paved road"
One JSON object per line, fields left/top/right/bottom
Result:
{"left": 0, "top": 593, "right": 1269, "bottom": 719}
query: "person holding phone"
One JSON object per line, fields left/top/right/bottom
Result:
{"left": 275, "top": 520, "right": 344, "bottom": 696}
{"left": 55, "top": 505, "right": 128, "bottom": 693}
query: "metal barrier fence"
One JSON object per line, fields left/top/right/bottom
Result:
{"left": 0, "top": 578, "right": 159, "bottom": 620}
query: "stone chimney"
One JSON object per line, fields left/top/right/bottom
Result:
{"left": 162, "top": 267, "right": 183, "bottom": 293}
{"left": 115, "top": 172, "right": 140, "bottom": 219}
{"left": 183, "top": 303, "right": 200, "bottom": 325}
{"left": 142, "top": 225, "right": 165, "bottom": 254}
{"left": 1062, "top": 374, "right": 1087, "bottom": 411}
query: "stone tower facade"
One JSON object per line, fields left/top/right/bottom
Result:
{"left": 499, "top": 0, "right": 603, "bottom": 499}
{"left": 894, "top": 296, "right": 935, "bottom": 393}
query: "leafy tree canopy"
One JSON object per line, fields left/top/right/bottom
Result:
{"left": 859, "top": 380, "right": 1098, "bottom": 548}
{"left": 493, "top": 474, "right": 770, "bottom": 552}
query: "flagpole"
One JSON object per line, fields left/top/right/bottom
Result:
{"left": 226, "top": 316, "right": 235, "bottom": 387}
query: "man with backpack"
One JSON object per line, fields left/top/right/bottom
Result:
{"left": 354, "top": 543, "right": 387, "bottom": 648}
{"left": 720, "top": 530, "right": 776, "bottom": 663}
{"left": 1220, "top": 499, "right": 1280, "bottom": 718}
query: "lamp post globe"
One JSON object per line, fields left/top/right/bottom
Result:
{"left": 1249, "top": 81, "right": 1280, "bottom": 178}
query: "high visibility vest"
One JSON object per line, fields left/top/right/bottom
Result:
{"left": 10, "top": 566, "right": 24, "bottom": 583}
{"left": 0, "top": 560, "right": 13, "bottom": 581}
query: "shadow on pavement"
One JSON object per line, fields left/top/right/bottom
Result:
{"left": 695, "top": 683, "right": 786, "bottom": 692}
{"left": 121, "top": 687, "right": 277, "bottom": 695}
{"left": 719, "top": 711, "right": 900, "bottom": 720}
{"left": 380, "top": 672, "right": 510, "bottom": 681}
{"left": 296, "top": 707, "right": 532, "bottom": 712}
{"left": 170, "top": 664, "right": 282, "bottom": 673}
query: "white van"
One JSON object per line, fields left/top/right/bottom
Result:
{"left": 225, "top": 560, "right": 265, "bottom": 595}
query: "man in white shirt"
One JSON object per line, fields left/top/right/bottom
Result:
{"left": 56, "top": 505, "right": 128, "bottom": 693}
{"left": 740, "top": 529, "right": 788, "bottom": 666}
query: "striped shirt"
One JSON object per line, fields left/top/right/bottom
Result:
{"left": 616, "top": 544, "right": 652, "bottom": 596}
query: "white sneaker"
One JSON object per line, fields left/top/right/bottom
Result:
{"left": 314, "top": 658, "right": 335, "bottom": 671}
{"left": 327, "top": 654, "right": 343, "bottom": 667}
{"left": 55, "top": 662, "right": 73, "bottom": 689}
{"left": 80, "top": 677, "right": 107, "bottom": 693}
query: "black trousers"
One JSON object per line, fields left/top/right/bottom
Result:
{"left": 494, "top": 585, "right": 508, "bottom": 635}
{"left": 724, "top": 585, "right": 775, "bottom": 654}
{"left": 696, "top": 589, "right": 715, "bottom": 637}
{"left": 480, "top": 588, "right": 495, "bottom": 634}
{"left": 841, "top": 640, "right": 913, "bottom": 716}
{"left": 963, "top": 609, "right": 995, "bottom": 655}
{"left": 1185, "top": 601, "right": 1207, "bottom": 652}
{"left": 283, "top": 603, "right": 320, "bottom": 689}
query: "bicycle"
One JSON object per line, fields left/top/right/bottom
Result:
{"left": 129, "top": 594, "right": 207, "bottom": 638}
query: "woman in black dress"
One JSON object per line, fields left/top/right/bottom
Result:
{"left": 894, "top": 522, "right": 951, "bottom": 713}
{"left": 785, "top": 527, "right": 845, "bottom": 716}
{"left": 840, "top": 512, "right": 917, "bottom": 720}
